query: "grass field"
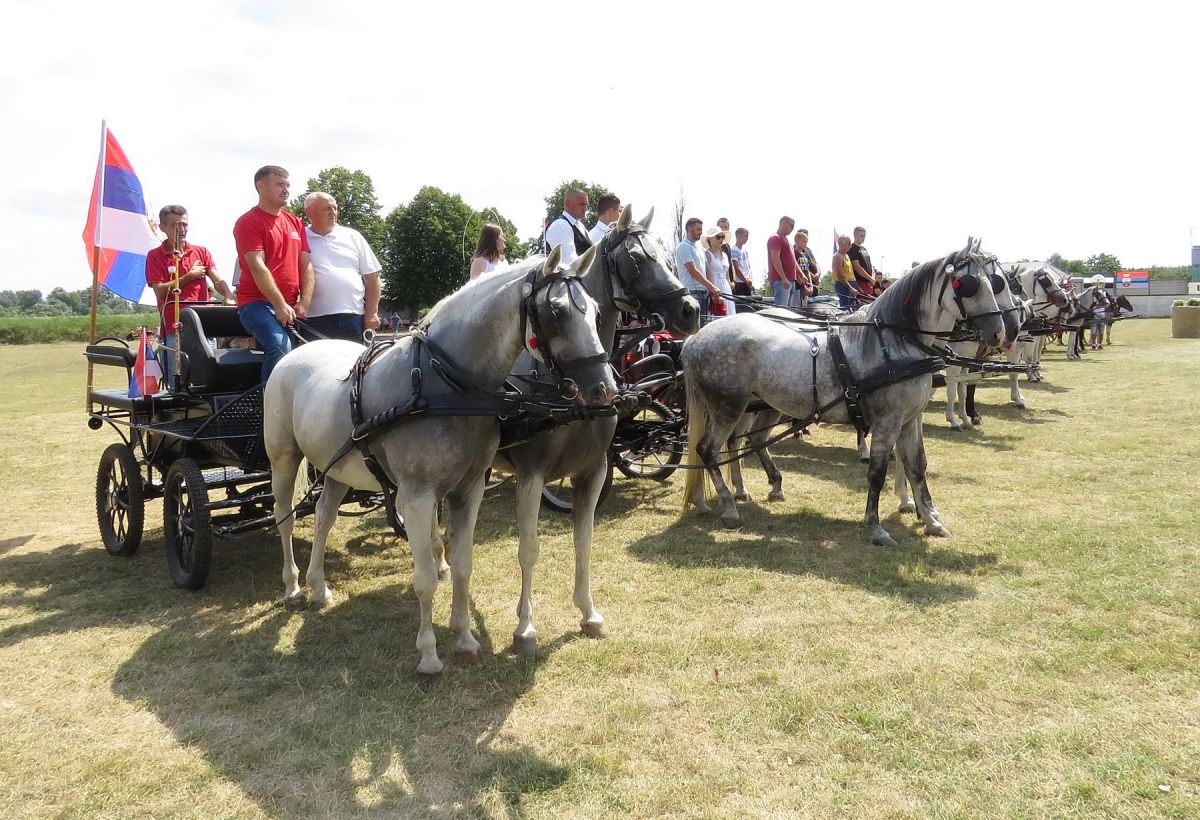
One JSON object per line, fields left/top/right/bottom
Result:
{"left": 1, "top": 320, "right": 1197, "bottom": 818}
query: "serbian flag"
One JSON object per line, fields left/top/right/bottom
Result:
{"left": 83, "top": 123, "right": 158, "bottom": 303}
{"left": 128, "top": 327, "right": 162, "bottom": 397}
{"left": 833, "top": 229, "right": 840, "bottom": 254}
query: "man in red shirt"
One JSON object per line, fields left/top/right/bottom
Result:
{"left": 232, "top": 165, "right": 314, "bottom": 383}
{"left": 766, "top": 216, "right": 799, "bottom": 306}
{"left": 145, "top": 205, "right": 234, "bottom": 389}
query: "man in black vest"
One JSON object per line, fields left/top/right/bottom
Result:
{"left": 544, "top": 187, "right": 593, "bottom": 263}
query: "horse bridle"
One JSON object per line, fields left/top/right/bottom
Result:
{"left": 519, "top": 266, "right": 608, "bottom": 397}
{"left": 599, "top": 226, "right": 688, "bottom": 319}
{"left": 937, "top": 253, "right": 1005, "bottom": 322}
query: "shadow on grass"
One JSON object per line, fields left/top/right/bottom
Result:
{"left": 628, "top": 505, "right": 1013, "bottom": 608}
{"left": 112, "top": 583, "right": 575, "bottom": 816}
{"left": 0, "top": 528, "right": 579, "bottom": 815}
{"left": 0, "top": 533, "right": 33, "bottom": 556}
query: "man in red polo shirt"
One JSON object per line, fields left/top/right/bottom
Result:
{"left": 145, "top": 205, "right": 234, "bottom": 389}
{"left": 766, "top": 215, "right": 799, "bottom": 306}
{"left": 232, "top": 165, "right": 314, "bottom": 383}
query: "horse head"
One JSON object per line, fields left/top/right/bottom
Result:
{"left": 526, "top": 245, "right": 619, "bottom": 407}
{"left": 597, "top": 204, "right": 701, "bottom": 337}
{"left": 940, "top": 238, "right": 1006, "bottom": 347}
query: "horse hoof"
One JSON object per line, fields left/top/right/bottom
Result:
{"left": 283, "top": 592, "right": 308, "bottom": 612}
{"left": 925, "top": 522, "right": 951, "bottom": 538}
{"left": 437, "top": 564, "right": 452, "bottom": 581}
{"left": 1015, "top": 401, "right": 1026, "bottom": 410}
{"left": 416, "top": 656, "right": 444, "bottom": 677}
{"left": 897, "top": 501, "right": 917, "bottom": 514}
{"left": 767, "top": 490, "right": 785, "bottom": 502}
{"left": 870, "top": 530, "right": 899, "bottom": 549}
{"left": 416, "top": 671, "right": 443, "bottom": 691}
{"left": 733, "top": 492, "right": 751, "bottom": 503}
{"left": 308, "top": 587, "right": 334, "bottom": 610}
{"left": 970, "top": 416, "right": 982, "bottom": 426}
{"left": 859, "top": 455, "right": 870, "bottom": 464}
{"left": 454, "top": 649, "right": 484, "bottom": 666}
{"left": 581, "top": 620, "right": 609, "bottom": 640}
{"left": 719, "top": 513, "right": 742, "bottom": 529}
{"left": 689, "top": 500, "right": 712, "bottom": 515}
{"left": 512, "top": 633, "right": 538, "bottom": 656}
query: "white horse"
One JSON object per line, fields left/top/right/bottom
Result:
{"left": 942, "top": 266, "right": 1031, "bottom": 430}
{"left": 1007, "top": 265, "right": 1069, "bottom": 409}
{"left": 263, "top": 248, "right": 617, "bottom": 675}
{"left": 681, "top": 240, "right": 1005, "bottom": 547}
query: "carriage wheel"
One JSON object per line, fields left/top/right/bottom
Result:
{"left": 541, "top": 453, "right": 614, "bottom": 515}
{"left": 96, "top": 443, "right": 144, "bottom": 557}
{"left": 164, "top": 458, "right": 213, "bottom": 590}
{"left": 613, "top": 400, "right": 684, "bottom": 481}
{"left": 484, "top": 467, "right": 513, "bottom": 492}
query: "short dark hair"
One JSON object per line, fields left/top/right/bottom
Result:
{"left": 685, "top": 217, "right": 702, "bottom": 229}
{"left": 158, "top": 204, "right": 187, "bottom": 225}
{"left": 596, "top": 194, "right": 621, "bottom": 214}
{"left": 795, "top": 228, "right": 809, "bottom": 236}
{"left": 853, "top": 226, "right": 865, "bottom": 234}
{"left": 254, "top": 165, "right": 289, "bottom": 186}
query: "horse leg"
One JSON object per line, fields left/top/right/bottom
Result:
{"left": 748, "top": 410, "right": 785, "bottom": 501}
{"left": 444, "top": 478, "right": 484, "bottom": 659}
{"left": 571, "top": 459, "right": 609, "bottom": 639}
{"left": 857, "top": 429, "right": 870, "bottom": 463}
{"left": 431, "top": 499, "right": 451, "bottom": 580}
{"left": 897, "top": 420, "right": 948, "bottom": 536}
{"left": 864, "top": 420, "right": 902, "bottom": 548}
{"left": 944, "top": 368, "right": 963, "bottom": 430}
{"left": 271, "top": 452, "right": 307, "bottom": 610}
{"left": 400, "top": 491, "right": 443, "bottom": 675}
{"left": 727, "top": 414, "right": 752, "bottom": 503}
{"left": 892, "top": 448, "right": 916, "bottom": 514}
{"left": 966, "top": 383, "right": 981, "bottom": 426}
{"left": 512, "top": 474, "right": 543, "bottom": 655}
{"left": 305, "top": 476, "right": 350, "bottom": 609}
{"left": 697, "top": 421, "right": 743, "bottom": 528}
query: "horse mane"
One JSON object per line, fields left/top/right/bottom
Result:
{"left": 864, "top": 247, "right": 958, "bottom": 328}
{"left": 418, "top": 256, "right": 544, "bottom": 330}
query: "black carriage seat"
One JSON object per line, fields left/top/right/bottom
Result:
{"left": 178, "top": 306, "right": 265, "bottom": 393}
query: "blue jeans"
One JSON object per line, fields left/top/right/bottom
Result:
{"left": 238, "top": 300, "right": 293, "bottom": 384}
{"left": 771, "top": 280, "right": 793, "bottom": 306}
{"left": 835, "top": 281, "right": 855, "bottom": 308}
{"left": 156, "top": 332, "right": 178, "bottom": 391}
{"left": 689, "top": 289, "right": 710, "bottom": 318}
{"left": 303, "top": 312, "right": 365, "bottom": 343}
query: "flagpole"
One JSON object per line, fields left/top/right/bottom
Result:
{"left": 86, "top": 119, "right": 107, "bottom": 412}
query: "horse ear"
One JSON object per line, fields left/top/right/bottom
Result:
{"left": 616, "top": 205, "right": 633, "bottom": 233}
{"left": 542, "top": 245, "right": 562, "bottom": 276}
{"left": 640, "top": 206, "right": 655, "bottom": 230}
{"left": 571, "top": 244, "right": 598, "bottom": 274}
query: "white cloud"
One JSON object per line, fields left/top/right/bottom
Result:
{"left": 2, "top": 0, "right": 1197, "bottom": 299}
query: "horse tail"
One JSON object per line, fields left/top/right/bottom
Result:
{"left": 681, "top": 376, "right": 708, "bottom": 514}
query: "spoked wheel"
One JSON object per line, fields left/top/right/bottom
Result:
{"left": 164, "top": 458, "right": 213, "bottom": 590}
{"left": 541, "top": 453, "right": 614, "bottom": 515}
{"left": 96, "top": 443, "right": 144, "bottom": 556}
{"left": 613, "top": 400, "right": 684, "bottom": 481}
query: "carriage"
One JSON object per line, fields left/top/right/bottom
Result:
{"left": 84, "top": 304, "right": 382, "bottom": 589}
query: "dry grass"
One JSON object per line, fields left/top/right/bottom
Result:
{"left": 1, "top": 320, "right": 1197, "bottom": 818}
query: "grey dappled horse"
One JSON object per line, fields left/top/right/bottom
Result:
{"left": 493, "top": 205, "right": 700, "bottom": 654}
{"left": 263, "top": 249, "right": 617, "bottom": 675}
{"left": 1007, "top": 265, "right": 1069, "bottom": 409}
{"left": 681, "top": 240, "right": 1005, "bottom": 548}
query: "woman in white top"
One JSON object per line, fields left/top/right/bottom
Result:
{"left": 468, "top": 223, "right": 508, "bottom": 280}
{"left": 702, "top": 227, "right": 736, "bottom": 317}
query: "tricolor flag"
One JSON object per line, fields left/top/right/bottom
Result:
{"left": 128, "top": 327, "right": 162, "bottom": 397}
{"left": 833, "top": 229, "right": 839, "bottom": 254}
{"left": 82, "top": 123, "right": 158, "bottom": 303}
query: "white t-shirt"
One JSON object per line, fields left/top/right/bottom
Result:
{"left": 305, "top": 225, "right": 382, "bottom": 317}
{"left": 588, "top": 220, "right": 611, "bottom": 245}
{"left": 730, "top": 243, "right": 753, "bottom": 286}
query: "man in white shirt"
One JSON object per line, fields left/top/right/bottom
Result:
{"left": 302, "top": 191, "right": 383, "bottom": 343}
{"left": 543, "top": 186, "right": 592, "bottom": 264}
{"left": 729, "top": 227, "right": 754, "bottom": 309}
{"left": 674, "top": 217, "right": 720, "bottom": 315}
{"left": 589, "top": 193, "right": 621, "bottom": 244}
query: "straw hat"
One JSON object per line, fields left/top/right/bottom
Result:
{"left": 701, "top": 227, "right": 730, "bottom": 245}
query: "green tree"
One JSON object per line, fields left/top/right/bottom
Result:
{"left": 1085, "top": 253, "right": 1122, "bottom": 273}
{"left": 379, "top": 186, "right": 525, "bottom": 313}
{"left": 287, "top": 166, "right": 385, "bottom": 252}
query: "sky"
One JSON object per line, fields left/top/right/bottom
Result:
{"left": 2, "top": 0, "right": 1198, "bottom": 301}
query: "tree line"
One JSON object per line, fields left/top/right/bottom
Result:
{"left": 0, "top": 287, "right": 154, "bottom": 318}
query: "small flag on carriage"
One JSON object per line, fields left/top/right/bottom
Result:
{"left": 128, "top": 327, "right": 162, "bottom": 397}
{"left": 82, "top": 122, "right": 159, "bottom": 304}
